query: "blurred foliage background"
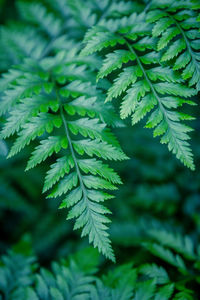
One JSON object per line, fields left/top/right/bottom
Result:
{"left": 0, "top": 0, "right": 200, "bottom": 298}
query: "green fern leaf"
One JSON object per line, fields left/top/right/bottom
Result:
{"left": 0, "top": 36, "right": 127, "bottom": 261}
{"left": 8, "top": 113, "right": 62, "bottom": 158}
{"left": 81, "top": 31, "right": 125, "bottom": 56}
{"left": 106, "top": 66, "right": 142, "bottom": 102}
{"left": 82, "top": 12, "right": 197, "bottom": 169}
{"left": 97, "top": 50, "right": 136, "bottom": 80}
{"left": 73, "top": 139, "right": 128, "bottom": 161}
{"left": 78, "top": 159, "right": 122, "bottom": 184}
{"left": 26, "top": 136, "right": 68, "bottom": 171}
{"left": 43, "top": 156, "right": 74, "bottom": 193}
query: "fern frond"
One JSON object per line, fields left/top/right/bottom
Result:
{"left": 0, "top": 42, "right": 127, "bottom": 261}
{"left": 82, "top": 11, "right": 197, "bottom": 170}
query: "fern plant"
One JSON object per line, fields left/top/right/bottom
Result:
{"left": 0, "top": 0, "right": 129, "bottom": 262}
{"left": 0, "top": 53, "right": 128, "bottom": 261}
{"left": 0, "top": 0, "right": 200, "bottom": 264}
{"left": 81, "top": 2, "right": 199, "bottom": 170}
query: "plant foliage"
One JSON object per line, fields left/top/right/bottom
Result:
{"left": 0, "top": 0, "right": 200, "bottom": 291}
{"left": 81, "top": 0, "right": 200, "bottom": 170}
{"left": 0, "top": 12, "right": 129, "bottom": 260}
{"left": 1, "top": 239, "right": 200, "bottom": 300}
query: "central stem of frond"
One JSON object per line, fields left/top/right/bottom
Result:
{"left": 55, "top": 88, "right": 88, "bottom": 201}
